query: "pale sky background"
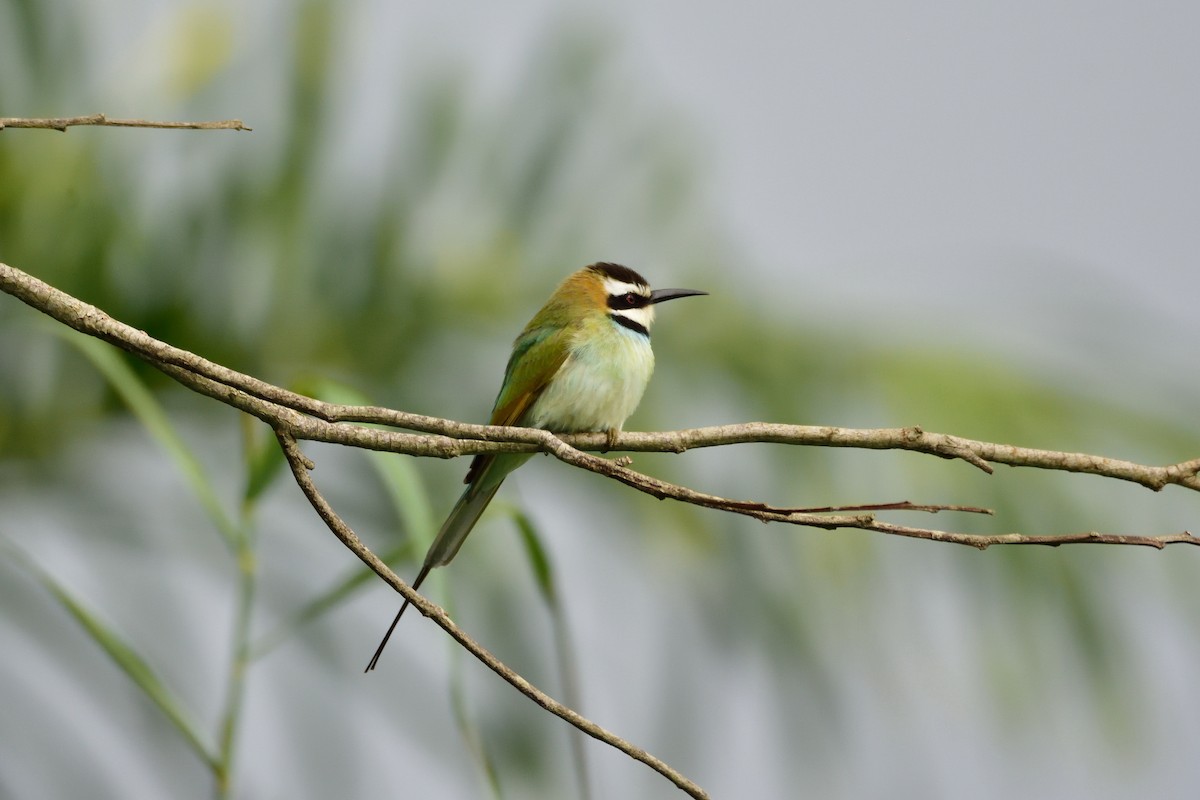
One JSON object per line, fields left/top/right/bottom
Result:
{"left": 316, "top": 0, "right": 1200, "bottom": 443}
{"left": 100, "top": 0, "right": 1200, "bottom": 365}
{"left": 347, "top": 0, "right": 1200, "bottom": 367}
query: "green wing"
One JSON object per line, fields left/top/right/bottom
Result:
{"left": 490, "top": 326, "right": 570, "bottom": 425}
{"left": 462, "top": 325, "right": 570, "bottom": 486}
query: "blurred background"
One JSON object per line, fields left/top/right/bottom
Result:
{"left": 1, "top": 0, "right": 1198, "bottom": 798}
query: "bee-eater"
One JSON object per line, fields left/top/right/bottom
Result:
{"left": 365, "top": 262, "right": 706, "bottom": 670}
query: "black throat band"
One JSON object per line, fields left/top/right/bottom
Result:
{"left": 610, "top": 313, "right": 649, "bottom": 337}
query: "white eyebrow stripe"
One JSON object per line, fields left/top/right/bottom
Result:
{"left": 602, "top": 277, "right": 649, "bottom": 297}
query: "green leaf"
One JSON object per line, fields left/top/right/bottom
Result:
{"left": 449, "top": 649, "right": 505, "bottom": 800}
{"left": 498, "top": 503, "right": 590, "bottom": 798}
{"left": 57, "top": 331, "right": 241, "bottom": 550}
{"left": 2, "top": 541, "right": 219, "bottom": 772}
{"left": 309, "top": 380, "right": 437, "bottom": 546}
{"left": 248, "top": 542, "right": 412, "bottom": 661}
{"left": 239, "top": 415, "right": 285, "bottom": 509}
{"left": 248, "top": 380, "right": 437, "bottom": 656}
{"left": 504, "top": 505, "right": 557, "bottom": 606}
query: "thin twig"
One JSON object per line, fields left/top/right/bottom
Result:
{"left": 274, "top": 432, "right": 709, "bottom": 800}
{"left": 0, "top": 114, "right": 250, "bottom": 132}
{"left": 791, "top": 501, "right": 993, "bottom": 514}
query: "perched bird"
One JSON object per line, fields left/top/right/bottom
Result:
{"left": 365, "top": 262, "right": 706, "bottom": 671}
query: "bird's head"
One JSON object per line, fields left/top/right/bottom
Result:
{"left": 555, "top": 262, "right": 707, "bottom": 336}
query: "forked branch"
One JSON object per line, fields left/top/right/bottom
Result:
{"left": 274, "top": 431, "right": 709, "bottom": 798}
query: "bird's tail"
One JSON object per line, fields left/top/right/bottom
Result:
{"left": 364, "top": 474, "right": 506, "bottom": 672}
{"left": 425, "top": 475, "right": 506, "bottom": 569}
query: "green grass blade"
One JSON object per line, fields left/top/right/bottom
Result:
{"left": 507, "top": 506, "right": 557, "bottom": 605}
{"left": 2, "top": 541, "right": 219, "bottom": 772}
{"left": 249, "top": 380, "right": 437, "bottom": 657}
{"left": 502, "top": 505, "right": 591, "bottom": 800}
{"left": 57, "top": 331, "right": 241, "bottom": 550}
{"left": 239, "top": 414, "right": 285, "bottom": 510}
{"left": 248, "top": 541, "right": 412, "bottom": 660}
{"left": 449, "top": 648, "right": 505, "bottom": 800}
{"left": 310, "top": 380, "right": 437, "bottom": 542}
{"left": 368, "top": 447, "right": 437, "bottom": 553}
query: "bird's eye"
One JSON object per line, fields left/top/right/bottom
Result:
{"left": 607, "top": 291, "right": 644, "bottom": 311}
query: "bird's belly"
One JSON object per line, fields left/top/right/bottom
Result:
{"left": 525, "top": 332, "right": 655, "bottom": 433}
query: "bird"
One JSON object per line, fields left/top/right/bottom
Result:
{"left": 365, "top": 262, "right": 706, "bottom": 671}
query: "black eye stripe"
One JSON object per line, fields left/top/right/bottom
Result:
{"left": 607, "top": 292, "right": 649, "bottom": 310}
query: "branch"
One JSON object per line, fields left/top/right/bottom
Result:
{"left": 0, "top": 114, "right": 251, "bottom": 132}
{"left": 168, "top": 359, "right": 1196, "bottom": 552}
{"left": 274, "top": 432, "right": 709, "bottom": 799}
{"left": 2, "top": 261, "right": 1198, "bottom": 547}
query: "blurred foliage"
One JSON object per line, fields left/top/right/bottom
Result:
{"left": 2, "top": 1, "right": 1199, "bottom": 798}
{"left": 0, "top": 3, "right": 718, "bottom": 457}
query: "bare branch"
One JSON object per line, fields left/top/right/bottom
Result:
{"left": 274, "top": 432, "right": 709, "bottom": 800}
{"left": 0, "top": 114, "right": 251, "bottom": 132}
{"left": 2, "top": 260, "right": 1198, "bottom": 549}
{"left": 867, "top": 523, "right": 1197, "bottom": 550}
